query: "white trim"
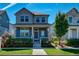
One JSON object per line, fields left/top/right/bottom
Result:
{"left": 34, "top": 16, "right": 46, "bottom": 23}
{"left": 68, "top": 16, "right": 73, "bottom": 24}
{"left": 19, "top": 15, "right": 30, "bottom": 23}
{"left": 20, "top": 28, "right": 30, "bottom": 37}
{"left": 77, "top": 28, "right": 78, "bottom": 39}
{"left": 68, "top": 28, "right": 71, "bottom": 39}
{"left": 0, "top": 37, "right": 2, "bottom": 50}
{"left": 32, "top": 27, "right": 34, "bottom": 42}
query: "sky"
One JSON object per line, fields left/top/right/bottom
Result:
{"left": 0, "top": 3, "right": 79, "bottom": 24}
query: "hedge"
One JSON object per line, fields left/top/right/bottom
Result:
{"left": 5, "top": 38, "right": 33, "bottom": 47}
{"left": 66, "top": 39, "right": 79, "bottom": 47}
{"left": 41, "top": 38, "right": 53, "bottom": 47}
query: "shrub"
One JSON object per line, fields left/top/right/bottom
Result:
{"left": 41, "top": 38, "right": 53, "bottom": 47}
{"left": 51, "top": 37, "right": 59, "bottom": 46}
{"left": 5, "top": 38, "right": 33, "bottom": 47}
{"left": 66, "top": 39, "right": 79, "bottom": 47}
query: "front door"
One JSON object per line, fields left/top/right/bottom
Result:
{"left": 34, "top": 29, "right": 41, "bottom": 48}
{"left": 34, "top": 31, "right": 39, "bottom": 40}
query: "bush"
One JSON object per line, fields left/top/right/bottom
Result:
{"left": 5, "top": 38, "right": 33, "bottom": 47}
{"left": 66, "top": 39, "right": 79, "bottom": 47}
{"left": 41, "top": 38, "right": 53, "bottom": 47}
{"left": 51, "top": 37, "right": 59, "bottom": 46}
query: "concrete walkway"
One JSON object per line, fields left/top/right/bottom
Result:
{"left": 32, "top": 49, "right": 47, "bottom": 55}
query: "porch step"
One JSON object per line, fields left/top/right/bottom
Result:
{"left": 33, "top": 41, "right": 41, "bottom": 49}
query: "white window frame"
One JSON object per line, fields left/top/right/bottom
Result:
{"left": 35, "top": 16, "right": 46, "bottom": 23}
{"left": 35, "top": 16, "right": 41, "bottom": 23}
{"left": 41, "top": 16, "right": 46, "bottom": 23}
{"left": 20, "top": 15, "right": 29, "bottom": 23}
{"left": 20, "top": 28, "right": 29, "bottom": 37}
{"left": 68, "top": 16, "right": 73, "bottom": 24}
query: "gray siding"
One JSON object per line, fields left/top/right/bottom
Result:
{"left": 0, "top": 11, "right": 9, "bottom": 36}
{"left": 15, "top": 9, "right": 34, "bottom": 24}
{"left": 0, "top": 12, "right": 9, "bottom": 29}
{"left": 34, "top": 16, "right": 48, "bottom": 24}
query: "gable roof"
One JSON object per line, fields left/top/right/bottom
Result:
{"left": 67, "top": 8, "right": 78, "bottom": 14}
{"left": 15, "top": 8, "right": 49, "bottom": 16}
{"left": 15, "top": 8, "right": 33, "bottom": 15}
{"left": 32, "top": 12, "right": 49, "bottom": 16}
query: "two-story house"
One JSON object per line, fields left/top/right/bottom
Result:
{"left": 15, "top": 8, "right": 50, "bottom": 47}
{"left": 0, "top": 10, "right": 9, "bottom": 36}
{"left": 50, "top": 8, "right": 79, "bottom": 39}
{"left": 66, "top": 8, "right": 79, "bottom": 39}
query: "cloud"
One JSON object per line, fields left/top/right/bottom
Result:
{"left": 1, "top": 3, "right": 16, "bottom": 10}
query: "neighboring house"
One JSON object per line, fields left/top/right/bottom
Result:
{"left": 0, "top": 10, "right": 9, "bottom": 36}
{"left": 14, "top": 8, "right": 50, "bottom": 46}
{"left": 9, "top": 23, "right": 15, "bottom": 37}
{"left": 51, "top": 8, "right": 79, "bottom": 39}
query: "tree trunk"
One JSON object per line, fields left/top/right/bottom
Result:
{"left": 58, "top": 37, "right": 61, "bottom": 45}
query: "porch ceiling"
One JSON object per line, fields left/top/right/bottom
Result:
{"left": 15, "top": 24, "right": 51, "bottom": 28}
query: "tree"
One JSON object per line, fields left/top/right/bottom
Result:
{"left": 54, "top": 12, "right": 69, "bottom": 45}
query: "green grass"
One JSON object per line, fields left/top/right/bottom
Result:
{"left": 0, "top": 49, "right": 32, "bottom": 55}
{"left": 62, "top": 49, "right": 79, "bottom": 54}
{"left": 44, "top": 48, "right": 75, "bottom": 55}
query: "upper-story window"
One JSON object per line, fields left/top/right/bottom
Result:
{"left": 25, "top": 16, "right": 29, "bottom": 22}
{"left": 21, "top": 16, "right": 24, "bottom": 22}
{"left": 68, "top": 17, "right": 72, "bottom": 23}
{"left": 20, "top": 16, "right": 29, "bottom": 22}
{"left": 36, "top": 17, "right": 40, "bottom": 23}
{"left": 42, "top": 17, "right": 45, "bottom": 23}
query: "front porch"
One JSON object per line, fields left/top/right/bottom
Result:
{"left": 68, "top": 26, "right": 79, "bottom": 39}
{"left": 15, "top": 24, "right": 50, "bottom": 48}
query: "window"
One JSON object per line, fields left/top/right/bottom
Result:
{"left": 20, "top": 16, "right": 24, "bottom": 22}
{"left": 36, "top": 17, "right": 40, "bottom": 23}
{"left": 77, "top": 19, "right": 79, "bottom": 23}
{"left": 42, "top": 17, "right": 45, "bottom": 23}
{"left": 69, "top": 17, "right": 72, "bottom": 23}
{"left": 41, "top": 30, "right": 45, "bottom": 37}
{"left": 25, "top": 16, "right": 29, "bottom": 22}
{"left": 20, "top": 28, "right": 29, "bottom": 37}
{"left": 20, "top": 16, "right": 29, "bottom": 22}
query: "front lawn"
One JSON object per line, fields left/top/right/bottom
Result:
{"left": 44, "top": 48, "right": 75, "bottom": 55}
{"left": 0, "top": 49, "right": 32, "bottom": 55}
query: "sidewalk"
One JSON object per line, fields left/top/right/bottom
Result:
{"left": 32, "top": 49, "right": 47, "bottom": 55}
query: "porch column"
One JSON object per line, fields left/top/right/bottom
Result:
{"left": 77, "top": 28, "right": 79, "bottom": 39}
{"left": 47, "top": 28, "right": 50, "bottom": 40}
{"left": 68, "top": 28, "right": 71, "bottom": 39}
{"left": 0, "top": 37, "right": 2, "bottom": 50}
{"left": 32, "top": 27, "right": 34, "bottom": 40}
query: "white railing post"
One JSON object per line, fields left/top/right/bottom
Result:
{"left": 32, "top": 27, "right": 34, "bottom": 42}
{"left": 0, "top": 37, "right": 2, "bottom": 51}
{"left": 77, "top": 28, "right": 79, "bottom": 39}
